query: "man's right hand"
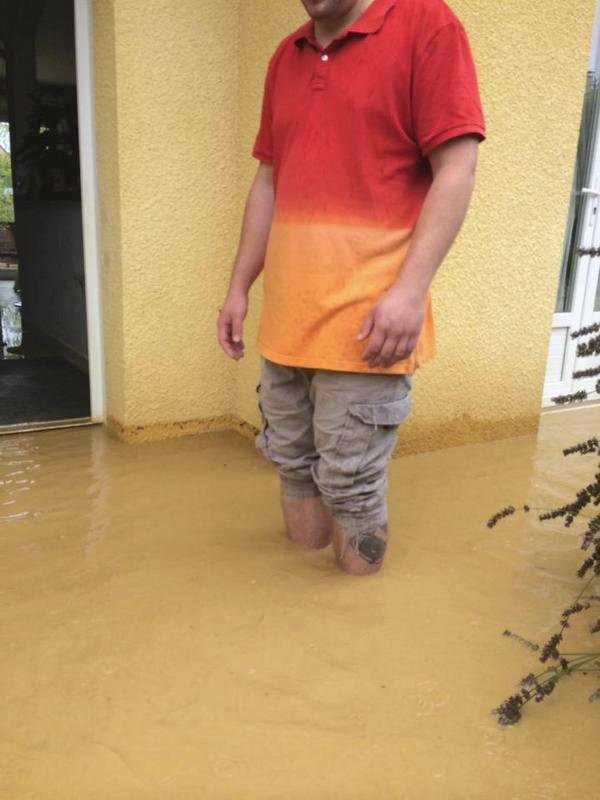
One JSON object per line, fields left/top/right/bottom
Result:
{"left": 217, "top": 291, "right": 248, "bottom": 360}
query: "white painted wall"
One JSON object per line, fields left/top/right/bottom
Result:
{"left": 17, "top": 197, "right": 87, "bottom": 363}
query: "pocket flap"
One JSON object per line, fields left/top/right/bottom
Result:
{"left": 349, "top": 396, "right": 410, "bottom": 427}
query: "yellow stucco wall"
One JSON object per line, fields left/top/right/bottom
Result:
{"left": 93, "top": 0, "right": 241, "bottom": 438}
{"left": 93, "top": 0, "right": 595, "bottom": 450}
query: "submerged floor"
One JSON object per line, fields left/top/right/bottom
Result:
{"left": 0, "top": 279, "right": 91, "bottom": 425}
{"left": 1, "top": 407, "right": 599, "bottom": 798}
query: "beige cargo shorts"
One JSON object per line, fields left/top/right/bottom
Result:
{"left": 255, "top": 356, "right": 412, "bottom": 537}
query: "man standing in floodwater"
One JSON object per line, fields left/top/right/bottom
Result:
{"left": 217, "top": 0, "right": 486, "bottom": 575}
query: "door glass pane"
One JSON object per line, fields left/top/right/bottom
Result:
{"left": 556, "top": 71, "right": 600, "bottom": 312}
{"left": 0, "top": 0, "right": 91, "bottom": 427}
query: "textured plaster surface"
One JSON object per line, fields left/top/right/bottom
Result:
{"left": 106, "top": 413, "right": 257, "bottom": 444}
{"left": 93, "top": 0, "right": 240, "bottom": 429}
{"left": 93, "top": 0, "right": 595, "bottom": 451}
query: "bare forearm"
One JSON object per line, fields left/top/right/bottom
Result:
{"left": 218, "top": 163, "right": 274, "bottom": 361}
{"left": 358, "top": 136, "right": 480, "bottom": 368}
{"left": 229, "top": 164, "right": 274, "bottom": 296}
{"left": 391, "top": 164, "right": 476, "bottom": 301}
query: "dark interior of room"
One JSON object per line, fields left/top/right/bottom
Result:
{"left": 0, "top": 0, "right": 90, "bottom": 428}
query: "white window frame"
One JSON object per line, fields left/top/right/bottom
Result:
{"left": 542, "top": 0, "right": 600, "bottom": 406}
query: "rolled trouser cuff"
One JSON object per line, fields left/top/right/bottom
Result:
{"left": 331, "top": 509, "right": 388, "bottom": 537}
{"left": 279, "top": 475, "right": 321, "bottom": 498}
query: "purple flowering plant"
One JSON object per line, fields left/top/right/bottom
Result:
{"left": 490, "top": 322, "right": 600, "bottom": 725}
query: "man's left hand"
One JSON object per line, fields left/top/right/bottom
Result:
{"left": 357, "top": 287, "right": 425, "bottom": 369}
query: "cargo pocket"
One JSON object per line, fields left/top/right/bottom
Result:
{"left": 349, "top": 396, "right": 411, "bottom": 429}
{"left": 330, "top": 396, "right": 411, "bottom": 486}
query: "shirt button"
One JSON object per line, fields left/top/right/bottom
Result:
{"left": 321, "top": 54, "right": 329, "bottom": 61}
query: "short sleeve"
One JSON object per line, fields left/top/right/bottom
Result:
{"left": 252, "top": 57, "right": 275, "bottom": 164}
{"left": 411, "top": 20, "right": 486, "bottom": 157}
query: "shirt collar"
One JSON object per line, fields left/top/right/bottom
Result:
{"left": 293, "top": 0, "right": 397, "bottom": 47}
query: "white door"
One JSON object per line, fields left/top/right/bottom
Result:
{"left": 75, "top": 0, "right": 106, "bottom": 423}
{"left": 543, "top": 2, "right": 600, "bottom": 406}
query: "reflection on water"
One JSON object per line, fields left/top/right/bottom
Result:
{"left": 0, "top": 408, "right": 599, "bottom": 798}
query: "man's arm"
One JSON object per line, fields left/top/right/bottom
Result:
{"left": 218, "top": 163, "right": 274, "bottom": 360}
{"left": 358, "top": 135, "right": 480, "bottom": 369}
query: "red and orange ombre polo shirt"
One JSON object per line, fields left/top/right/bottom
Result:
{"left": 253, "top": 0, "right": 486, "bottom": 374}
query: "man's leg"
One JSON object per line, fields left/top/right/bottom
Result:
{"left": 280, "top": 495, "right": 332, "bottom": 550}
{"left": 256, "top": 357, "right": 332, "bottom": 549}
{"left": 309, "top": 369, "right": 412, "bottom": 575}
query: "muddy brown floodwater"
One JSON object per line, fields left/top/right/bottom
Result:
{"left": 1, "top": 406, "right": 599, "bottom": 798}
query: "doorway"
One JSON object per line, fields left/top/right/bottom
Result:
{"left": 543, "top": 0, "right": 600, "bottom": 406}
{"left": 0, "top": 0, "right": 103, "bottom": 431}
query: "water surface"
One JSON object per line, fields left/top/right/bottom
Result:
{"left": 1, "top": 407, "right": 599, "bottom": 798}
